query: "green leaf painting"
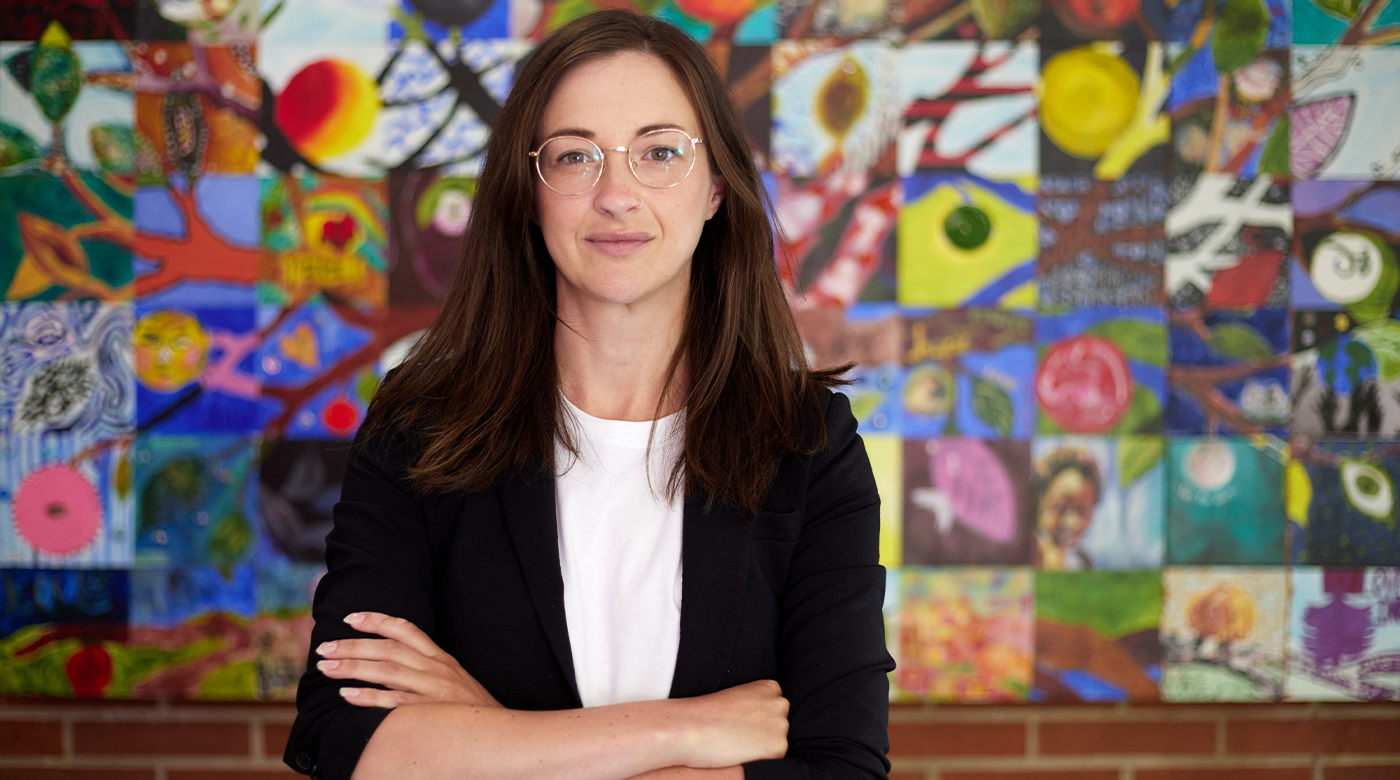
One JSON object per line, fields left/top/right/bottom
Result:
{"left": 1208, "top": 322, "right": 1275, "bottom": 361}
{"left": 971, "top": 376, "right": 1015, "bottom": 438}
{"left": 1085, "top": 320, "right": 1168, "bottom": 366}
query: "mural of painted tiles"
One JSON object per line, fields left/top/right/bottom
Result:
{"left": 1167, "top": 308, "right": 1291, "bottom": 434}
{"left": 1036, "top": 308, "right": 1167, "bottom": 435}
{"left": 1, "top": 435, "right": 135, "bottom": 568}
{"left": 1034, "top": 571, "right": 1163, "bottom": 703}
{"left": 794, "top": 302, "right": 903, "bottom": 434}
{"left": 134, "top": 175, "right": 261, "bottom": 307}
{"left": 132, "top": 434, "right": 259, "bottom": 568}
{"left": 127, "top": 564, "right": 259, "bottom": 698}
{"left": 1293, "top": 0, "right": 1400, "bottom": 46}
{"left": 889, "top": 567, "right": 1033, "bottom": 703}
{"left": 898, "top": 173, "right": 1037, "bottom": 309}
{"left": 1032, "top": 436, "right": 1164, "bottom": 571}
{"left": 1160, "top": 566, "right": 1288, "bottom": 702}
{"left": 132, "top": 305, "right": 264, "bottom": 432}
{"left": 1291, "top": 46, "right": 1400, "bottom": 180}
{"left": 903, "top": 438, "right": 1034, "bottom": 565}
{"left": 1292, "top": 311, "right": 1400, "bottom": 437}
{"left": 1166, "top": 436, "right": 1287, "bottom": 565}
{"left": 1166, "top": 176, "right": 1291, "bottom": 309}
{"left": 902, "top": 309, "right": 1036, "bottom": 439}
{"left": 1287, "top": 567, "right": 1400, "bottom": 702}
{"left": 1290, "top": 438, "right": 1400, "bottom": 566}
{"left": 0, "top": 568, "right": 130, "bottom": 698}
{"left": 896, "top": 42, "right": 1038, "bottom": 180}
{"left": 1291, "top": 179, "right": 1400, "bottom": 316}
{"left": 1166, "top": 46, "right": 1289, "bottom": 179}
{"left": 258, "top": 174, "right": 388, "bottom": 310}
{"left": 1037, "top": 173, "right": 1166, "bottom": 308}
{"left": 1039, "top": 43, "right": 1169, "bottom": 179}
{"left": 131, "top": 41, "right": 261, "bottom": 184}
{"left": 1, "top": 1, "right": 137, "bottom": 41}
{"left": 1, "top": 301, "right": 134, "bottom": 439}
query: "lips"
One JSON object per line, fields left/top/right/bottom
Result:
{"left": 586, "top": 231, "right": 653, "bottom": 257}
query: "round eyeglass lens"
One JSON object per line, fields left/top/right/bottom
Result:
{"left": 536, "top": 137, "right": 604, "bottom": 195}
{"left": 629, "top": 130, "right": 696, "bottom": 189}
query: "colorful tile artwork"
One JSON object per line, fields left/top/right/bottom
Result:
{"left": 3, "top": 0, "right": 1400, "bottom": 705}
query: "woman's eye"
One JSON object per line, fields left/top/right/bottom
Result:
{"left": 642, "top": 146, "right": 679, "bottom": 163}
{"left": 557, "top": 150, "right": 593, "bottom": 167}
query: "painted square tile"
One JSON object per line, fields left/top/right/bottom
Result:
{"left": 889, "top": 567, "right": 1034, "bottom": 702}
{"left": 1290, "top": 180, "right": 1400, "bottom": 316}
{"left": 772, "top": 40, "right": 901, "bottom": 179}
{"left": 133, "top": 305, "right": 265, "bottom": 432}
{"left": 1290, "top": 438, "right": 1400, "bottom": 565}
{"left": 1291, "top": 46, "right": 1400, "bottom": 180}
{"left": 0, "top": 1, "right": 136, "bottom": 41}
{"left": 131, "top": 42, "right": 261, "bottom": 184}
{"left": 1167, "top": 308, "right": 1291, "bottom": 434}
{"left": 774, "top": 172, "right": 900, "bottom": 306}
{"left": 1034, "top": 570, "right": 1163, "bottom": 702}
{"left": 134, "top": 176, "right": 260, "bottom": 307}
{"left": 1, "top": 301, "right": 133, "bottom": 439}
{"left": 1166, "top": 176, "right": 1291, "bottom": 309}
{"left": 902, "top": 309, "right": 1036, "bottom": 439}
{"left": 255, "top": 438, "right": 348, "bottom": 563}
{"left": 896, "top": 42, "right": 1038, "bottom": 180}
{"left": 255, "top": 0, "right": 394, "bottom": 46}
{"left": 1, "top": 435, "right": 135, "bottom": 567}
{"left": 1160, "top": 566, "right": 1288, "bottom": 701}
{"left": 1287, "top": 567, "right": 1400, "bottom": 701}
{"left": 903, "top": 438, "right": 1035, "bottom": 564}
{"left": 0, "top": 568, "right": 130, "bottom": 698}
{"left": 1037, "top": 173, "right": 1167, "bottom": 308}
{"left": 132, "top": 434, "right": 259, "bottom": 568}
{"left": 258, "top": 173, "right": 387, "bottom": 310}
{"left": 898, "top": 173, "right": 1037, "bottom": 309}
{"left": 1032, "top": 436, "right": 1165, "bottom": 570}
{"left": 1166, "top": 436, "right": 1288, "bottom": 565}
{"left": 794, "top": 302, "right": 903, "bottom": 433}
{"left": 1039, "top": 43, "right": 1170, "bottom": 179}
{"left": 1036, "top": 308, "right": 1168, "bottom": 435}
{"left": 1166, "top": 47, "right": 1290, "bottom": 179}
{"left": 0, "top": 173, "right": 134, "bottom": 301}
{"left": 127, "top": 564, "right": 259, "bottom": 698}
{"left": 0, "top": 33, "right": 135, "bottom": 177}
{"left": 1291, "top": 311, "right": 1400, "bottom": 437}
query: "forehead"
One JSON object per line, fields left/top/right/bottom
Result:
{"left": 539, "top": 50, "right": 700, "bottom": 138}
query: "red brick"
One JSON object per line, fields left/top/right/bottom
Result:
{"left": 0, "top": 720, "right": 63, "bottom": 755}
{"left": 0, "top": 695, "right": 158, "bottom": 708}
{"left": 1137, "top": 770, "right": 1313, "bottom": 780}
{"left": 940, "top": 767, "right": 1114, "bottom": 772}
{"left": 1040, "top": 720, "right": 1216, "bottom": 755}
{"left": 74, "top": 721, "right": 249, "bottom": 755}
{"left": 13, "top": 771, "right": 154, "bottom": 780}
{"left": 1229, "top": 720, "right": 1400, "bottom": 754}
{"left": 1326, "top": 766, "right": 1400, "bottom": 780}
{"left": 169, "top": 767, "right": 301, "bottom": 772}
{"left": 263, "top": 722, "right": 293, "bottom": 758}
{"left": 887, "top": 723, "right": 1025, "bottom": 756}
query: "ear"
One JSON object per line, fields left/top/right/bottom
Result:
{"left": 704, "top": 174, "right": 726, "bottom": 221}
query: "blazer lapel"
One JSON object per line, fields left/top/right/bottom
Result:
{"left": 669, "top": 493, "right": 754, "bottom": 698}
{"left": 500, "top": 464, "right": 581, "bottom": 707}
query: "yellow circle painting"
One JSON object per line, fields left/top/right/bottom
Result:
{"left": 1040, "top": 47, "right": 1139, "bottom": 159}
{"left": 134, "top": 311, "right": 210, "bottom": 392}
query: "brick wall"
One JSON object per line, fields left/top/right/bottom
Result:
{"left": 2, "top": 699, "right": 1397, "bottom": 779}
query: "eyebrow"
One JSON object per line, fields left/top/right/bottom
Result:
{"left": 545, "top": 123, "right": 690, "bottom": 140}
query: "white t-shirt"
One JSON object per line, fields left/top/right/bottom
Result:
{"left": 554, "top": 395, "right": 684, "bottom": 708}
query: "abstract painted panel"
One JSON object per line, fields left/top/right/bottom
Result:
{"left": 1039, "top": 44, "right": 1169, "bottom": 179}
{"left": 1161, "top": 566, "right": 1288, "bottom": 701}
{"left": 1292, "top": 311, "right": 1400, "bottom": 437}
{"left": 136, "top": 0, "right": 260, "bottom": 43}
{"left": 133, "top": 305, "right": 265, "bottom": 432}
{"left": 132, "top": 434, "right": 259, "bottom": 569}
{"left": 781, "top": 0, "right": 1038, "bottom": 40}
{"left": 1291, "top": 46, "right": 1400, "bottom": 180}
{"left": 528, "top": 0, "right": 776, "bottom": 43}
{"left": 1166, "top": 47, "right": 1289, "bottom": 180}
{"left": 1167, "top": 308, "right": 1291, "bottom": 434}
{"left": 1, "top": 435, "right": 135, "bottom": 568}
{"left": 903, "top": 438, "right": 1034, "bottom": 565}
{"left": 1037, "top": 173, "right": 1166, "bottom": 308}
{"left": 902, "top": 309, "right": 1036, "bottom": 439}
{"left": 1290, "top": 438, "right": 1400, "bottom": 566}
{"left": 1032, "top": 436, "right": 1164, "bottom": 570}
{"left": 1036, "top": 308, "right": 1167, "bottom": 435}
{"left": 134, "top": 175, "right": 261, "bottom": 307}
{"left": 0, "top": 568, "right": 130, "bottom": 698}
{"left": 1293, "top": 0, "right": 1400, "bottom": 46}
{"left": 258, "top": 174, "right": 388, "bottom": 310}
{"left": 1166, "top": 176, "right": 1291, "bottom": 309}
{"left": 1166, "top": 436, "right": 1287, "bottom": 565}
{"left": 0, "top": 173, "right": 134, "bottom": 301}
{"left": 888, "top": 567, "right": 1033, "bottom": 702}
{"left": 1034, "top": 570, "right": 1162, "bottom": 702}
{"left": 1287, "top": 567, "right": 1400, "bottom": 702}
{"left": 127, "top": 564, "right": 259, "bottom": 698}
{"left": 1291, "top": 179, "right": 1400, "bottom": 316}
{"left": 772, "top": 41, "right": 900, "bottom": 179}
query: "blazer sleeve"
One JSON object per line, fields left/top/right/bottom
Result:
{"left": 282, "top": 421, "right": 439, "bottom": 780}
{"left": 744, "top": 390, "right": 895, "bottom": 780}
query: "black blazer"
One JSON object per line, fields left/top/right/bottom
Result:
{"left": 284, "top": 389, "right": 893, "bottom": 780}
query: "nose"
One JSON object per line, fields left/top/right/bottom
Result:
{"left": 592, "top": 147, "right": 642, "bottom": 218}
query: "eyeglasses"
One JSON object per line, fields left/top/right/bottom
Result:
{"left": 530, "top": 129, "right": 705, "bottom": 196}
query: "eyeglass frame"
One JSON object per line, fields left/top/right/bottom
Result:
{"left": 528, "top": 128, "right": 706, "bottom": 196}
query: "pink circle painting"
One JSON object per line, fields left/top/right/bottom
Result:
{"left": 12, "top": 464, "right": 103, "bottom": 556}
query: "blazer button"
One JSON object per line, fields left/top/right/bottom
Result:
{"left": 296, "top": 752, "right": 313, "bottom": 770}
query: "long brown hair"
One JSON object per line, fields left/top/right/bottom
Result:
{"left": 363, "top": 10, "right": 845, "bottom": 515}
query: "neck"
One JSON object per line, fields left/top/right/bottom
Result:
{"left": 555, "top": 294, "right": 688, "bottom": 422}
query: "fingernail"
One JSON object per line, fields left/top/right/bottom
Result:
{"left": 317, "top": 642, "right": 337, "bottom": 655}
{"left": 344, "top": 613, "right": 364, "bottom": 625}
{"left": 340, "top": 687, "right": 360, "bottom": 698}
{"left": 318, "top": 660, "right": 340, "bottom": 671}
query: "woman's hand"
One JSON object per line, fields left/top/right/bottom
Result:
{"left": 316, "top": 611, "right": 501, "bottom": 710}
{"left": 675, "top": 679, "right": 788, "bottom": 768}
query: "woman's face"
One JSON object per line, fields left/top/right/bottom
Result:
{"left": 534, "top": 51, "right": 724, "bottom": 315}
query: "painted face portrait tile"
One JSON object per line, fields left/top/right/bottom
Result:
{"left": 132, "top": 304, "right": 266, "bottom": 432}
{"left": 1033, "top": 435, "right": 1165, "bottom": 571}
{"left": 1034, "top": 570, "right": 1164, "bottom": 703}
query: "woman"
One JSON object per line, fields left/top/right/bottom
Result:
{"left": 283, "top": 11, "right": 892, "bottom": 780}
